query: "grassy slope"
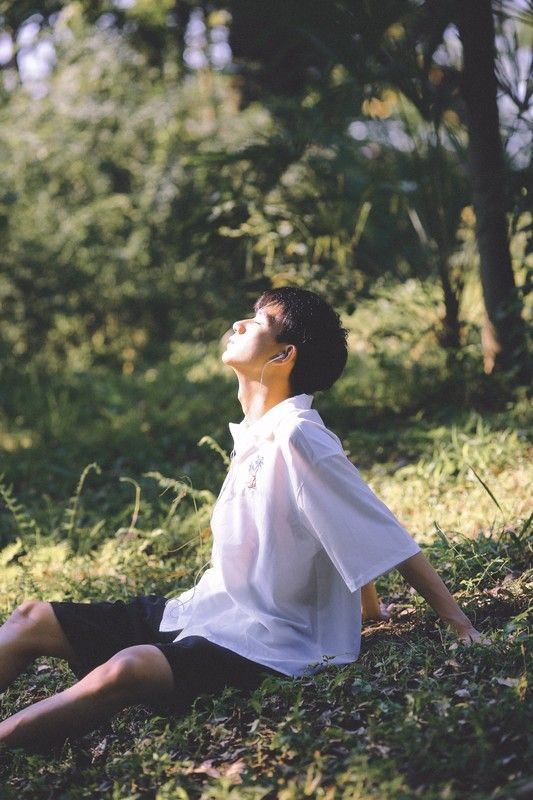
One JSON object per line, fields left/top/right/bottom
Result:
{"left": 0, "top": 279, "right": 531, "bottom": 799}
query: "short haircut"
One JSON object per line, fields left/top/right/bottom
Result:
{"left": 254, "top": 287, "right": 348, "bottom": 395}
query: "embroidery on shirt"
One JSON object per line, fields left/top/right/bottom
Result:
{"left": 247, "top": 455, "right": 264, "bottom": 489}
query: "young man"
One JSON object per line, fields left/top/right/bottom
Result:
{"left": 0, "top": 287, "right": 483, "bottom": 751}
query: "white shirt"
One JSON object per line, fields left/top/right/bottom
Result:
{"left": 159, "top": 394, "right": 420, "bottom": 676}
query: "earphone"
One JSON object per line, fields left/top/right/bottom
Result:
{"left": 268, "top": 351, "right": 288, "bottom": 363}
{"left": 259, "top": 348, "right": 291, "bottom": 387}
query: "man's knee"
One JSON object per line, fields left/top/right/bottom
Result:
{"left": 86, "top": 651, "right": 145, "bottom": 697}
{"left": 6, "top": 600, "right": 74, "bottom": 661}
{"left": 8, "top": 600, "right": 50, "bottom": 638}
{"left": 84, "top": 647, "right": 173, "bottom": 702}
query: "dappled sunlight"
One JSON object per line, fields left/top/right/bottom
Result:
{"left": 370, "top": 458, "right": 531, "bottom": 541}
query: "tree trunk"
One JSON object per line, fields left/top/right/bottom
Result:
{"left": 431, "top": 125, "right": 462, "bottom": 349}
{"left": 456, "top": 0, "right": 526, "bottom": 374}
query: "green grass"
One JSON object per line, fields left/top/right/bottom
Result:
{"left": 0, "top": 278, "right": 531, "bottom": 799}
{"left": 1, "top": 521, "right": 530, "bottom": 799}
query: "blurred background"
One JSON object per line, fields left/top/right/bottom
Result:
{"left": 0, "top": 0, "right": 530, "bottom": 546}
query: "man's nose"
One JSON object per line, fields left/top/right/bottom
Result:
{"left": 233, "top": 320, "right": 246, "bottom": 333}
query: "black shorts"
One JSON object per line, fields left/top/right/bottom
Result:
{"left": 51, "top": 595, "right": 283, "bottom": 714}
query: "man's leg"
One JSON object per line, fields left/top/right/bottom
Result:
{"left": 0, "top": 601, "right": 77, "bottom": 691}
{"left": 0, "top": 644, "right": 175, "bottom": 751}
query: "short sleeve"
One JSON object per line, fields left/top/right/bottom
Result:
{"left": 296, "top": 452, "right": 420, "bottom": 592}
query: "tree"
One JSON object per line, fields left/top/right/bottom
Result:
{"left": 223, "top": 1, "right": 470, "bottom": 346}
{"left": 0, "top": 16, "right": 276, "bottom": 366}
{"left": 456, "top": 0, "right": 528, "bottom": 373}
{"left": 1, "top": 0, "right": 528, "bottom": 372}
{"left": 224, "top": 0, "right": 529, "bottom": 368}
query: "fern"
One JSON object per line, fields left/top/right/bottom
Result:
{"left": 119, "top": 476, "right": 142, "bottom": 534}
{"left": 144, "top": 472, "right": 215, "bottom": 563}
{"left": 144, "top": 472, "right": 216, "bottom": 506}
{"left": 61, "top": 462, "right": 101, "bottom": 539}
{"left": 0, "top": 536, "right": 24, "bottom": 567}
{"left": 198, "top": 435, "right": 230, "bottom": 467}
{"left": 0, "top": 474, "right": 41, "bottom": 540}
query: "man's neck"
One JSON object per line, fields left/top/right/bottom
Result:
{"left": 236, "top": 377, "right": 292, "bottom": 424}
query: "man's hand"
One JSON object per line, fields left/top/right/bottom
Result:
{"left": 450, "top": 623, "right": 490, "bottom": 646}
{"left": 361, "top": 582, "right": 391, "bottom": 622}
{"left": 397, "top": 552, "right": 489, "bottom": 645}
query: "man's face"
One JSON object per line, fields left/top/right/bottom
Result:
{"left": 222, "top": 306, "right": 286, "bottom": 373}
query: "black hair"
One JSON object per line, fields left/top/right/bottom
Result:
{"left": 254, "top": 287, "right": 348, "bottom": 395}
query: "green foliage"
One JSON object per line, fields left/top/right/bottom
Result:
{"left": 61, "top": 462, "right": 102, "bottom": 542}
{"left": 0, "top": 24, "right": 274, "bottom": 367}
{"left": 1, "top": 2, "right": 530, "bottom": 377}
{"left": 0, "top": 475, "right": 41, "bottom": 540}
{"left": 197, "top": 436, "right": 231, "bottom": 467}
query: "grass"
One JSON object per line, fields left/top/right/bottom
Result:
{"left": 1, "top": 522, "right": 530, "bottom": 799}
{"left": 0, "top": 277, "right": 531, "bottom": 799}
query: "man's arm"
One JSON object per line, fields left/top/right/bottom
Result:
{"left": 396, "top": 551, "right": 485, "bottom": 643}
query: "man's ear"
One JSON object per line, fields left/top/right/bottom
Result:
{"left": 282, "top": 344, "right": 296, "bottom": 363}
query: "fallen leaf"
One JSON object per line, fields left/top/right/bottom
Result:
{"left": 187, "top": 759, "right": 220, "bottom": 778}
{"left": 220, "top": 759, "right": 246, "bottom": 780}
{"left": 91, "top": 737, "right": 109, "bottom": 763}
{"left": 398, "top": 607, "right": 416, "bottom": 617}
{"left": 496, "top": 677, "right": 519, "bottom": 687}
{"left": 444, "top": 659, "right": 461, "bottom": 669}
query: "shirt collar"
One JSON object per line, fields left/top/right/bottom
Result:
{"left": 229, "top": 394, "right": 313, "bottom": 456}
